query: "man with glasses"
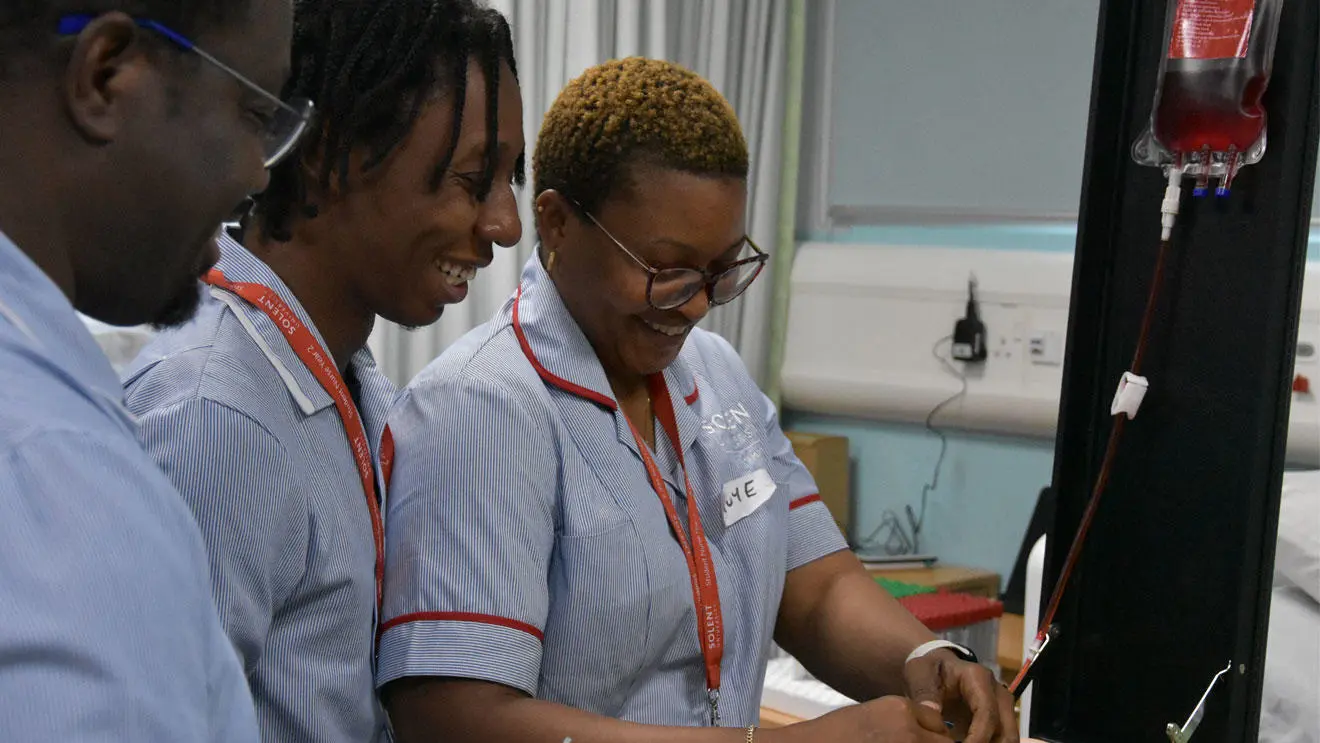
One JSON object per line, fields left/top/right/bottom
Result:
{"left": 0, "top": 2, "right": 297, "bottom": 741}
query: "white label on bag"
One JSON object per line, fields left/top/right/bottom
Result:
{"left": 722, "top": 468, "right": 777, "bottom": 527}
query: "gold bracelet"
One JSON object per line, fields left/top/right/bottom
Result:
{"left": 745, "top": 725, "right": 756, "bottom": 743}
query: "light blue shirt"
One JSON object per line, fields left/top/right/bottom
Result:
{"left": 0, "top": 230, "right": 259, "bottom": 742}
{"left": 124, "top": 233, "right": 392, "bottom": 743}
{"left": 379, "top": 255, "right": 848, "bottom": 726}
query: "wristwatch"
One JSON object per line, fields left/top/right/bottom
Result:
{"left": 906, "top": 639, "right": 979, "bottom": 665}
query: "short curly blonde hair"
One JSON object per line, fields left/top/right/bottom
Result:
{"left": 533, "top": 57, "right": 749, "bottom": 213}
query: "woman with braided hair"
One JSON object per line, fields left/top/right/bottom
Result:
{"left": 379, "top": 57, "right": 1017, "bottom": 743}
{"left": 122, "top": 1, "right": 524, "bottom": 741}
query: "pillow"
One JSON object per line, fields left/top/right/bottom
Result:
{"left": 1276, "top": 471, "right": 1320, "bottom": 603}
{"left": 1260, "top": 586, "right": 1320, "bottom": 743}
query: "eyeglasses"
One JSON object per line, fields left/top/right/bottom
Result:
{"left": 57, "top": 14, "right": 313, "bottom": 168}
{"left": 575, "top": 203, "right": 769, "bottom": 311}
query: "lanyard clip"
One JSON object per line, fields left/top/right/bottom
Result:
{"left": 707, "top": 687, "right": 721, "bottom": 727}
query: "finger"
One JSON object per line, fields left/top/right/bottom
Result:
{"left": 910, "top": 699, "right": 948, "bottom": 735}
{"left": 944, "top": 699, "right": 973, "bottom": 741}
{"left": 902, "top": 701, "right": 956, "bottom": 743}
{"left": 916, "top": 723, "right": 956, "bottom": 743}
{"left": 955, "top": 665, "right": 1002, "bottom": 743}
{"left": 994, "top": 684, "right": 1019, "bottom": 743}
{"left": 903, "top": 656, "right": 947, "bottom": 714}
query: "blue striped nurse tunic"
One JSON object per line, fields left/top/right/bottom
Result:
{"left": 378, "top": 254, "right": 848, "bottom": 727}
{"left": 124, "top": 232, "right": 392, "bottom": 743}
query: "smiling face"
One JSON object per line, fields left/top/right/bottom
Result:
{"left": 538, "top": 164, "right": 749, "bottom": 381}
{"left": 307, "top": 57, "right": 524, "bottom": 328}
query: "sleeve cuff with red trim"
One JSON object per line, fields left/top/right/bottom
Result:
{"left": 786, "top": 495, "right": 849, "bottom": 572}
{"left": 376, "top": 614, "right": 544, "bottom": 694}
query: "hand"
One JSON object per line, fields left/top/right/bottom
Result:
{"left": 765, "top": 696, "right": 952, "bottom": 743}
{"left": 904, "top": 649, "right": 1017, "bottom": 743}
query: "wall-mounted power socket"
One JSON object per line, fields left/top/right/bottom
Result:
{"left": 1027, "top": 330, "right": 1064, "bottom": 366}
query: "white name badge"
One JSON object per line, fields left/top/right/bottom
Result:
{"left": 722, "top": 468, "right": 777, "bottom": 527}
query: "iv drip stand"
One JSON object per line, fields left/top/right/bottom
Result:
{"left": 1029, "top": 1, "right": 1320, "bottom": 741}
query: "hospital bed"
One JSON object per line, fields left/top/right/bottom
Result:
{"left": 1259, "top": 470, "right": 1320, "bottom": 743}
{"left": 760, "top": 470, "right": 1320, "bottom": 742}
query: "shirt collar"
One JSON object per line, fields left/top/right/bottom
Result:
{"left": 0, "top": 229, "right": 130, "bottom": 415}
{"left": 349, "top": 346, "right": 397, "bottom": 450}
{"left": 511, "top": 253, "right": 618, "bottom": 409}
{"left": 658, "top": 349, "right": 703, "bottom": 456}
{"left": 212, "top": 232, "right": 395, "bottom": 424}
{"left": 510, "top": 252, "right": 701, "bottom": 446}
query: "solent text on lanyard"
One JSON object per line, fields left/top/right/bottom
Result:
{"left": 627, "top": 374, "right": 725, "bottom": 726}
{"left": 203, "top": 269, "right": 392, "bottom": 612}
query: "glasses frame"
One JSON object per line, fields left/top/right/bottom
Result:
{"left": 573, "top": 201, "right": 769, "bottom": 311}
{"left": 57, "top": 14, "right": 314, "bottom": 168}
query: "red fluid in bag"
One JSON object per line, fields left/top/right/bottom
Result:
{"left": 1134, "top": 0, "right": 1284, "bottom": 195}
{"left": 1154, "top": 64, "right": 1267, "bottom": 154}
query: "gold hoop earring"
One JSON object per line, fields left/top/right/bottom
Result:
{"left": 546, "top": 251, "right": 557, "bottom": 273}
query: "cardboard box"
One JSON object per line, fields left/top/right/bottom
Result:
{"left": 783, "top": 431, "right": 851, "bottom": 538}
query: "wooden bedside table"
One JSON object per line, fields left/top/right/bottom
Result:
{"left": 865, "top": 564, "right": 1002, "bottom": 598}
{"left": 759, "top": 571, "right": 1015, "bottom": 729}
{"left": 758, "top": 707, "right": 803, "bottom": 728}
{"left": 998, "top": 613, "right": 1024, "bottom": 682}
{"left": 761, "top": 617, "right": 1025, "bottom": 730}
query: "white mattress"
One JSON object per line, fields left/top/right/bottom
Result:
{"left": 1262, "top": 469, "right": 1320, "bottom": 742}
{"left": 1261, "top": 586, "right": 1320, "bottom": 743}
{"left": 760, "top": 657, "right": 855, "bottom": 720}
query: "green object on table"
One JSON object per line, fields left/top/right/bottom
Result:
{"left": 875, "top": 576, "right": 937, "bottom": 599}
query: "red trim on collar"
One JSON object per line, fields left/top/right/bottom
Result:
{"left": 684, "top": 386, "right": 700, "bottom": 405}
{"left": 512, "top": 284, "right": 617, "bottom": 411}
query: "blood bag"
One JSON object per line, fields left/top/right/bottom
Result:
{"left": 1133, "top": 0, "right": 1285, "bottom": 195}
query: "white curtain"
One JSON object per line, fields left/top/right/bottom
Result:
{"left": 370, "top": 0, "right": 791, "bottom": 386}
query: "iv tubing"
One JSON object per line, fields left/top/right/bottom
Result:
{"left": 1162, "top": 167, "right": 1182, "bottom": 241}
{"left": 1008, "top": 192, "right": 1180, "bottom": 698}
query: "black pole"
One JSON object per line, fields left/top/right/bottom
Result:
{"left": 1032, "top": 1, "right": 1320, "bottom": 741}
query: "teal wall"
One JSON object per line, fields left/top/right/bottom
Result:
{"left": 805, "top": 224, "right": 1320, "bottom": 259}
{"left": 782, "top": 413, "right": 1054, "bottom": 581}
{"left": 795, "top": 0, "right": 1320, "bottom": 587}
{"left": 785, "top": 224, "right": 1320, "bottom": 584}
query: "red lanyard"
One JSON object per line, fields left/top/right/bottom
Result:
{"left": 626, "top": 374, "right": 725, "bottom": 726}
{"left": 204, "top": 269, "right": 389, "bottom": 613}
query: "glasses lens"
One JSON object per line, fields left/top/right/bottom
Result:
{"left": 711, "top": 256, "right": 765, "bottom": 305}
{"left": 263, "top": 98, "right": 314, "bottom": 168}
{"left": 650, "top": 269, "right": 706, "bottom": 310}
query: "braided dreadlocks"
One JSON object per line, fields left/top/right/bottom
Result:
{"left": 250, "top": 0, "right": 520, "bottom": 242}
